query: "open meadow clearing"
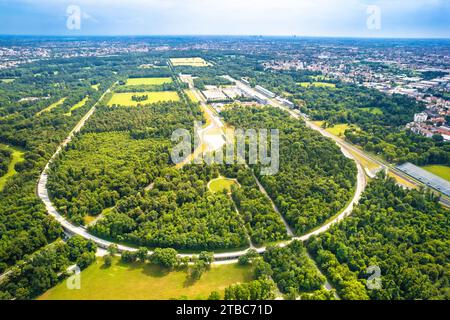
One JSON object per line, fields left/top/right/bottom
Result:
{"left": 0, "top": 144, "right": 25, "bottom": 191}
{"left": 360, "top": 107, "right": 383, "bottom": 115}
{"left": 299, "top": 82, "right": 336, "bottom": 88}
{"left": 65, "top": 96, "right": 89, "bottom": 116}
{"left": 39, "top": 258, "right": 253, "bottom": 300}
{"left": 208, "top": 177, "right": 239, "bottom": 194}
{"left": 0, "top": 78, "right": 15, "bottom": 83}
{"left": 107, "top": 91, "right": 180, "bottom": 106}
{"left": 170, "top": 57, "right": 210, "bottom": 67}
{"left": 312, "top": 121, "right": 358, "bottom": 137}
{"left": 422, "top": 165, "right": 450, "bottom": 181}
{"left": 126, "top": 77, "right": 173, "bottom": 86}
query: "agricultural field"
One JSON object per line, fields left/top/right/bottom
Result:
{"left": 170, "top": 57, "right": 210, "bottom": 67}
{"left": 126, "top": 77, "right": 173, "bottom": 86}
{"left": 36, "top": 97, "right": 67, "bottom": 116}
{"left": 107, "top": 91, "right": 180, "bottom": 106}
{"left": 422, "top": 165, "right": 450, "bottom": 181}
{"left": 208, "top": 177, "right": 239, "bottom": 194}
{"left": 39, "top": 258, "right": 253, "bottom": 300}
{"left": 0, "top": 144, "right": 25, "bottom": 192}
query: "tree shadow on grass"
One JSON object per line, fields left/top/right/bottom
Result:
{"left": 100, "top": 264, "right": 112, "bottom": 270}
{"left": 183, "top": 276, "right": 197, "bottom": 288}
{"left": 141, "top": 264, "right": 172, "bottom": 278}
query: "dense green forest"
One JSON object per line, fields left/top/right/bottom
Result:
{"left": 1, "top": 43, "right": 448, "bottom": 301}
{"left": 307, "top": 174, "right": 449, "bottom": 300}
{"left": 0, "top": 147, "right": 11, "bottom": 177}
{"left": 0, "top": 54, "right": 137, "bottom": 274}
{"left": 222, "top": 106, "right": 357, "bottom": 235}
{"left": 227, "top": 165, "right": 289, "bottom": 245}
{"left": 48, "top": 76, "right": 293, "bottom": 249}
{"left": 263, "top": 241, "right": 327, "bottom": 295}
{"left": 90, "top": 165, "right": 249, "bottom": 250}
{"left": 89, "top": 163, "right": 291, "bottom": 249}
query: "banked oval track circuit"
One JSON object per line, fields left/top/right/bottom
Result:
{"left": 37, "top": 84, "right": 367, "bottom": 263}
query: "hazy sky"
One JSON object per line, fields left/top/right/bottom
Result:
{"left": 0, "top": 0, "right": 449, "bottom": 38}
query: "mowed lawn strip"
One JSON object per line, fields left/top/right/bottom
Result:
{"left": 184, "top": 90, "right": 199, "bottom": 102}
{"left": 0, "top": 144, "right": 25, "bottom": 191}
{"left": 298, "top": 82, "right": 336, "bottom": 88}
{"left": 65, "top": 96, "right": 89, "bottom": 116}
{"left": 36, "top": 97, "right": 67, "bottom": 116}
{"left": 126, "top": 77, "right": 173, "bottom": 86}
{"left": 39, "top": 258, "right": 253, "bottom": 300}
{"left": 107, "top": 91, "right": 180, "bottom": 106}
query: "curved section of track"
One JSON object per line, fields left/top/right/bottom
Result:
{"left": 37, "top": 82, "right": 366, "bottom": 262}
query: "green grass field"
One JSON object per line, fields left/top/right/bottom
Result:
{"left": 325, "top": 124, "right": 352, "bottom": 136}
{"left": 170, "top": 57, "right": 209, "bottom": 67}
{"left": 107, "top": 91, "right": 180, "bottom": 107}
{"left": 312, "top": 121, "right": 358, "bottom": 137}
{"left": 422, "top": 165, "right": 450, "bottom": 182}
{"left": 360, "top": 107, "right": 383, "bottom": 115}
{"left": 36, "top": 97, "right": 67, "bottom": 116}
{"left": 65, "top": 96, "right": 89, "bottom": 116}
{"left": 0, "top": 144, "right": 25, "bottom": 192}
{"left": 298, "top": 82, "right": 336, "bottom": 88}
{"left": 126, "top": 77, "right": 173, "bottom": 86}
{"left": 91, "top": 84, "right": 100, "bottom": 90}
{"left": 309, "top": 75, "right": 332, "bottom": 81}
{"left": 39, "top": 258, "right": 253, "bottom": 300}
{"left": 208, "top": 177, "right": 239, "bottom": 194}
{"left": 0, "top": 78, "right": 15, "bottom": 83}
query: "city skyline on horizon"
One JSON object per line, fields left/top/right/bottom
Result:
{"left": 0, "top": 0, "right": 449, "bottom": 39}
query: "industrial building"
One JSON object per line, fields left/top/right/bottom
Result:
{"left": 276, "top": 96, "right": 295, "bottom": 108}
{"left": 255, "top": 85, "right": 276, "bottom": 98}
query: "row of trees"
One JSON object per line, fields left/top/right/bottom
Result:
{"left": 221, "top": 165, "right": 289, "bottom": 245}
{"left": 131, "top": 94, "right": 148, "bottom": 102}
{"left": 263, "top": 241, "right": 326, "bottom": 294}
{"left": 120, "top": 246, "right": 214, "bottom": 281}
{"left": 0, "top": 147, "right": 11, "bottom": 177}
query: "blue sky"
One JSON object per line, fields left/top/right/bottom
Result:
{"left": 0, "top": 0, "right": 449, "bottom": 38}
